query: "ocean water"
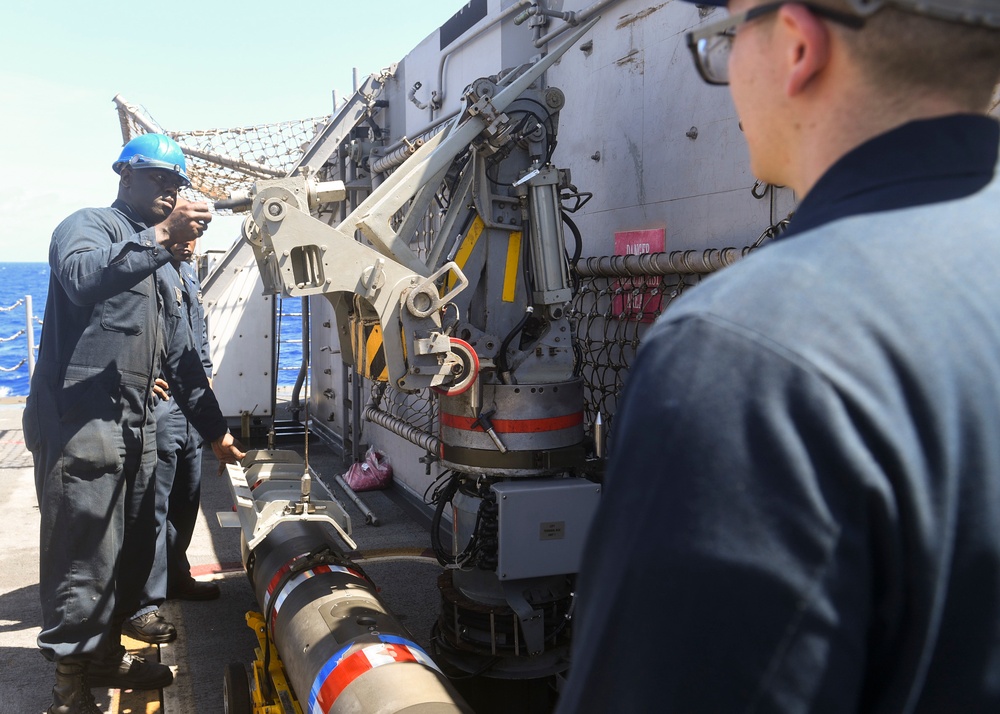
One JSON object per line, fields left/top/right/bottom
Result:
{"left": 0, "top": 262, "right": 303, "bottom": 397}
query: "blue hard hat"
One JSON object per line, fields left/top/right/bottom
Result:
{"left": 112, "top": 133, "right": 191, "bottom": 186}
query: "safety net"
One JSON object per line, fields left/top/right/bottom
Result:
{"left": 113, "top": 95, "right": 330, "bottom": 207}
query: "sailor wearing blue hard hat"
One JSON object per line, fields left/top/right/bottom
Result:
{"left": 24, "top": 132, "right": 244, "bottom": 713}
{"left": 558, "top": 1, "right": 1000, "bottom": 713}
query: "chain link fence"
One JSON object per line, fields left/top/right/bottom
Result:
{"left": 569, "top": 271, "right": 700, "bottom": 440}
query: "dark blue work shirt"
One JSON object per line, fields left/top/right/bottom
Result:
{"left": 179, "top": 261, "right": 212, "bottom": 376}
{"left": 558, "top": 115, "right": 1000, "bottom": 714}
{"left": 25, "top": 200, "right": 228, "bottom": 464}
{"left": 25, "top": 198, "right": 228, "bottom": 662}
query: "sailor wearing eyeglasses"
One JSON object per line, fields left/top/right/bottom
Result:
{"left": 558, "top": 2, "right": 1000, "bottom": 712}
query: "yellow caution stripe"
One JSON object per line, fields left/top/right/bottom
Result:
{"left": 351, "top": 317, "right": 389, "bottom": 382}
{"left": 447, "top": 217, "right": 484, "bottom": 291}
{"left": 503, "top": 231, "right": 521, "bottom": 303}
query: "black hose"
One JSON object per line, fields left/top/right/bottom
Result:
{"left": 562, "top": 211, "right": 583, "bottom": 298}
{"left": 497, "top": 308, "right": 532, "bottom": 383}
{"left": 572, "top": 340, "right": 584, "bottom": 378}
{"left": 431, "top": 474, "right": 461, "bottom": 566}
{"left": 562, "top": 212, "right": 583, "bottom": 269}
{"left": 365, "top": 115, "right": 383, "bottom": 141}
{"left": 213, "top": 195, "right": 252, "bottom": 212}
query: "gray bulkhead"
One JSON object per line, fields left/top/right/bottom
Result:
{"left": 303, "top": 0, "right": 797, "bottom": 506}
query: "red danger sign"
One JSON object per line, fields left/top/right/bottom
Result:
{"left": 613, "top": 228, "right": 665, "bottom": 322}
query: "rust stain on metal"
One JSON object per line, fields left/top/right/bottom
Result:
{"left": 617, "top": 3, "right": 667, "bottom": 29}
{"left": 615, "top": 49, "right": 641, "bottom": 67}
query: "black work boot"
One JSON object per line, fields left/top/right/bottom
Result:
{"left": 48, "top": 661, "right": 101, "bottom": 714}
{"left": 122, "top": 610, "right": 177, "bottom": 644}
{"left": 88, "top": 650, "right": 173, "bottom": 690}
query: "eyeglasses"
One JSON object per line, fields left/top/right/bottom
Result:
{"left": 142, "top": 169, "right": 187, "bottom": 192}
{"left": 685, "top": 2, "right": 865, "bottom": 85}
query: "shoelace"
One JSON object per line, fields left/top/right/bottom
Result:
{"left": 134, "top": 611, "right": 158, "bottom": 626}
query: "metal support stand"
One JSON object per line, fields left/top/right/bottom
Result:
{"left": 334, "top": 472, "right": 380, "bottom": 526}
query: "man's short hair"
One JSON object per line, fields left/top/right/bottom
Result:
{"left": 825, "top": 1, "right": 1000, "bottom": 110}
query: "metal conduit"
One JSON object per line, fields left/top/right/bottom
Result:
{"left": 363, "top": 405, "right": 441, "bottom": 454}
{"left": 575, "top": 247, "right": 752, "bottom": 278}
{"left": 533, "top": 0, "right": 624, "bottom": 48}
{"left": 376, "top": 110, "right": 462, "bottom": 161}
{"left": 370, "top": 121, "right": 451, "bottom": 175}
{"left": 432, "top": 0, "right": 533, "bottom": 119}
{"left": 334, "top": 473, "right": 379, "bottom": 526}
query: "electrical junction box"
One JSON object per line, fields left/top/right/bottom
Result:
{"left": 490, "top": 478, "right": 602, "bottom": 580}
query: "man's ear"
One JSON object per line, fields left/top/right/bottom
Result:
{"left": 119, "top": 165, "right": 133, "bottom": 188}
{"left": 777, "top": 4, "right": 832, "bottom": 97}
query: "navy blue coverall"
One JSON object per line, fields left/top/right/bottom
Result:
{"left": 23, "top": 200, "right": 228, "bottom": 663}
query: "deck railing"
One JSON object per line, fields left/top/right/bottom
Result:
{"left": 0, "top": 296, "right": 39, "bottom": 378}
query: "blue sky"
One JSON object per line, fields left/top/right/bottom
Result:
{"left": 0, "top": 1, "right": 467, "bottom": 262}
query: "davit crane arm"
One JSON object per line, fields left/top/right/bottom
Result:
{"left": 224, "top": 16, "right": 599, "bottom": 397}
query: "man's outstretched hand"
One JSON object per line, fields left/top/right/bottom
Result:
{"left": 211, "top": 431, "right": 246, "bottom": 471}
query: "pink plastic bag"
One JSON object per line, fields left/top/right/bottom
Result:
{"left": 343, "top": 446, "right": 392, "bottom": 491}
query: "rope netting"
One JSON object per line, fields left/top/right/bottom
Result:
{"left": 113, "top": 96, "right": 330, "bottom": 205}
{"left": 369, "top": 382, "right": 438, "bottom": 436}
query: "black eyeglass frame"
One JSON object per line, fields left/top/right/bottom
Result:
{"left": 685, "top": 2, "right": 866, "bottom": 85}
